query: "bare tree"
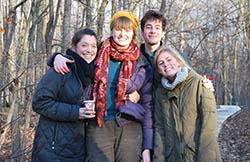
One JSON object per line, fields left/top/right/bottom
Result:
{"left": 75, "top": 2, "right": 84, "bottom": 31}
{"left": 0, "top": 1, "right": 20, "bottom": 161}
{"left": 97, "top": 0, "right": 109, "bottom": 41}
{"left": 160, "top": 0, "right": 167, "bottom": 13}
{"left": 112, "top": 0, "right": 117, "bottom": 17}
{"left": 0, "top": 0, "right": 22, "bottom": 111}
{"left": 86, "top": 0, "right": 93, "bottom": 28}
{"left": 45, "top": 0, "right": 61, "bottom": 54}
{"left": 62, "top": 0, "right": 72, "bottom": 52}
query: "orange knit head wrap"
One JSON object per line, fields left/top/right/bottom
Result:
{"left": 110, "top": 11, "right": 139, "bottom": 34}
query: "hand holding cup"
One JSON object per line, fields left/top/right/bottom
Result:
{"left": 79, "top": 100, "right": 96, "bottom": 119}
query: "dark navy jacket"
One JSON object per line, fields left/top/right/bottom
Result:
{"left": 32, "top": 61, "right": 89, "bottom": 161}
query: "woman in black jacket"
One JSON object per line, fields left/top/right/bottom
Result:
{"left": 31, "top": 28, "right": 97, "bottom": 162}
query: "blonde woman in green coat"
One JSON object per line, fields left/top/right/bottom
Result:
{"left": 153, "top": 46, "right": 222, "bottom": 162}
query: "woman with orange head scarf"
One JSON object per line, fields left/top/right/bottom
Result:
{"left": 87, "top": 11, "right": 153, "bottom": 162}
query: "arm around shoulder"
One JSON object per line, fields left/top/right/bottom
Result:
{"left": 47, "top": 52, "right": 64, "bottom": 67}
{"left": 197, "top": 82, "right": 222, "bottom": 161}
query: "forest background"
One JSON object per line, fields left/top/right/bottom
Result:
{"left": 0, "top": 0, "right": 249, "bottom": 161}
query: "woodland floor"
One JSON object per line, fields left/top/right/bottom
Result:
{"left": 0, "top": 107, "right": 249, "bottom": 162}
{"left": 218, "top": 107, "right": 250, "bottom": 162}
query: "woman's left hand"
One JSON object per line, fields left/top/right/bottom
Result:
{"left": 141, "top": 149, "right": 151, "bottom": 162}
{"left": 79, "top": 107, "right": 95, "bottom": 119}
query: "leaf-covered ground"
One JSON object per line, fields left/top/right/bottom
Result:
{"left": 0, "top": 107, "right": 249, "bottom": 161}
{"left": 0, "top": 113, "right": 38, "bottom": 161}
{"left": 218, "top": 107, "right": 250, "bottom": 162}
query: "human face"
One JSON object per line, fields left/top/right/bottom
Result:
{"left": 72, "top": 35, "right": 97, "bottom": 63}
{"left": 112, "top": 28, "right": 134, "bottom": 48}
{"left": 156, "top": 51, "right": 181, "bottom": 81}
{"left": 142, "top": 19, "right": 165, "bottom": 46}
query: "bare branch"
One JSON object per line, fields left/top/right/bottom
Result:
{"left": 190, "top": 7, "right": 242, "bottom": 59}
{"left": 0, "top": 70, "right": 26, "bottom": 92}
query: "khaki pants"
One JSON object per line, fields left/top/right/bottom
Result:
{"left": 85, "top": 120, "right": 142, "bottom": 162}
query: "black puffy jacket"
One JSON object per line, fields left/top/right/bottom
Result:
{"left": 31, "top": 63, "right": 89, "bottom": 162}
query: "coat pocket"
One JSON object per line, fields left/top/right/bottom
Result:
{"left": 53, "top": 121, "right": 85, "bottom": 157}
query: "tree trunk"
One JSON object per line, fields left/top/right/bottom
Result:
{"left": 0, "top": 97, "right": 15, "bottom": 150}
{"left": 122, "top": 0, "right": 128, "bottom": 10}
{"left": 20, "top": 101, "right": 32, "bottom": 162}
{"left": 76, "top": 2, "right": 83, "bottom": 31}
{"left": 36, "top": 1, "right": 46, "bottom": 56}
{"left": 45, "top": 0, "right": 61, "bottom": 55}
{"left": 97, "top": 0, "right": 109, "bottom": 41}
{"left": 86, "top": 0, "right": 92, "bottom": 28}
{"left": 10, "top": 90, "right": 20, "bottom": 162}
{"left": 232, "top": 39, "right": 238, "bottom": 105}
{"left": 0, "top": 0, "right": 17, "bottom": 112}
{"left": 62, "top": 0, "right": 72, "bottom": 52}
{"left": 112, "top": 0, "right": 117, "bottom": 17}
{"left": 160, "top": 0, "right": 167, "bottom": 14}
{"left": 243, "top": 0, "right": 250, "bottom": 105}
{"left": 222, "top": 35, "right": 228, "bottom": 105}
{"left": 81, "top": 2, "right": 86, "bottom": 28}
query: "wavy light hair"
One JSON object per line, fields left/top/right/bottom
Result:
{"left": 154, "top": 45, "right": 192, "bottom": 71}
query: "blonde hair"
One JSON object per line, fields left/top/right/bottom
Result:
{"left": 154, "top": 45, "right": 192, "bottom": 71}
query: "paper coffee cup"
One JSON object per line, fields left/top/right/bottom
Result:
{"left": 83, "top": 100, "right": 95, "bottom": 111}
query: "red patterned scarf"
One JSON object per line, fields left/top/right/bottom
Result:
{"left": 93, "top": 37, "right": 140, "bottom": 127}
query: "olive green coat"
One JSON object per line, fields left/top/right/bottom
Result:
{"left": 153, "top": 71, "right": 222, "bottom": 162}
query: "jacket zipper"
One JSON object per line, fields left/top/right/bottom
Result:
{"left": 51, "top": 123, "right": 58, "bottom": 150}
{"left": 73, "top": 63, "right": 85, "bottom": 103}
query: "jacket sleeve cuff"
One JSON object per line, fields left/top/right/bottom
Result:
{"left": 47, "top": 52, "right": 68, "bottom": 67}
{"left": 71, "top": 105, "right": 80, "bottom": 121}
{"left": 142, "top": 128, "right": 153, "bottom": 149}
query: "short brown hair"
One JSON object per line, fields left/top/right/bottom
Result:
{"left": 141, "top": 10, "right": 166, "bottom": 32}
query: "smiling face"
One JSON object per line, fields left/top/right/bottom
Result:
{"left": 156, "top": 51, "right": 181, "bottom": 81}
{"left": 142, "top": 19, "right": 165, "bottom": 47}
{"left": 112, "top": 28, "right": 134, "bottom": 48}
{"left": 110, "top": 17, "right": 136, "bottom": 49}
{"left": 72, "top": 35, "right": 97, "bottom": 63}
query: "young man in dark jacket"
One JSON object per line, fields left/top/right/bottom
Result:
{"left": 138, "top": 10, "right": 192, "bottom": 87}
{"left": 138, "top": 9, "right": 214, "bottom": 91}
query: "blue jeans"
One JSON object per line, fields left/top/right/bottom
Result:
{"left": 85, "top": 120, "right": 142, "bottom": 162}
